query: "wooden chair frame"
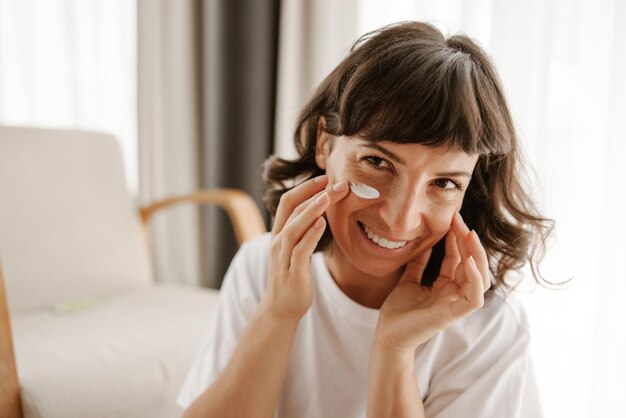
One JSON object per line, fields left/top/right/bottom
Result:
{"left": 0, "top": 189, "right": 266, "bottom": 418}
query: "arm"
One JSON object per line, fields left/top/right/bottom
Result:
{"left": 423, "top": 304, "right": 541, "bottom": 417}
{"left": 180, "top": 176, "right": 350, "bottom": 418}
{"left": 182, "top": 302, "right": 299, "bottom": 418}
{"left": 368, "top": 307, "right": 539, "bottom": 418}
{"left": 368, "top": 213, "right": 489, "bottom": 417}
{"left": 367, "top": 348, "right": 425, "bottom": 418}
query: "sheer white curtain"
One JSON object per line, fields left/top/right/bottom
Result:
{"left": 0, "top": 0, "right": 137, "bottom": 192}
{"left": 275, "top": 1, "right": 626, "bottom": 417}
{"left": 274, "top": 0, "right": 359, "bottom": 159}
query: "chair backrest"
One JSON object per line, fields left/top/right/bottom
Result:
{"left": 0, "top": 126, "right": 152, "bottom": 315}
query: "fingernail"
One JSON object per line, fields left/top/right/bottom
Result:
{"left": 315, "top": 192, "right": 329, "bottom": 206}
{"left": 471, "top": 230, "right": 480, "bottom": 242}
{"left": 314, "top": 174, "right": 328, "bottom": 184}
{"left": 332, "top": 181, "right": 348, "bottom": 192}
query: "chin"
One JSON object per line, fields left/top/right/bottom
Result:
{"left": 349, "top": 252, "right": 407, "bottom": 279}
{"left": 364, "top": 265, "right": 404, "bottom": 280}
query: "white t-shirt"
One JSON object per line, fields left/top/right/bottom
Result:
{"left": 178, "top": 233, "right": 543, "bottom": 417}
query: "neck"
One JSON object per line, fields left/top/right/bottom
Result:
{"left": 323, "top": 244, "right": 402, "bottom": 309}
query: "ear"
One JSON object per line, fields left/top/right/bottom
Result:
{"left": 315, "top": 117, "right": 332, "bottom": 170}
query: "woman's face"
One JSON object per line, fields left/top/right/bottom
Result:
{"left": 316, "top": 133, "right": 479, "bottom": 280}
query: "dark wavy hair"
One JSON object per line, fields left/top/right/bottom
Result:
{"left": 263, "top": 21, "right": 553, "bottom": 291}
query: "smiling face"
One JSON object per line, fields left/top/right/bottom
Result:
{"left": 315, "top": 131, "right": 479, "bottom": 286}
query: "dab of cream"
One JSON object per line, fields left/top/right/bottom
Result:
{"left": 350, "top": 181, "right": 380, "bottom": 199}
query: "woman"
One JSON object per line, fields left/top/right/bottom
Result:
{"left": 178, "top": 21, "right": 552, "bottom": 418}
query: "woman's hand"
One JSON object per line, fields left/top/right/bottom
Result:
{"left": 374, "top": 212, "right": 491, "bottom": 355}
{"left": 261, "top": 175, "right": 349, "bottom": 321}
{"left": 186, "top": 175, "right": 348, "bottom": 418}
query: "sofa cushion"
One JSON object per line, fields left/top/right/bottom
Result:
{"left": 12, "top": 285, "right": 218, "bottom": 418}
{"left": 0, "top": 126, "right": 152, "bottom": 314}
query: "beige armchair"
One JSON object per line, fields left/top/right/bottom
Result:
{"left": 0, "top": 126, "right": 266, "bottom": 418}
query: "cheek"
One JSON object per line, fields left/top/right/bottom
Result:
{"left": 324, "top": 201, "right": 348, "bottom": 241}
{"left": 424, "top": 202, "right": 457, "bottom": 235}
{"left": 326, "top": 193, "right": 367, "bottom": 223}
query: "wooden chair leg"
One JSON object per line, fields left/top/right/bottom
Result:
{"left": 0, "top": 260, "right": 23, "bottom": 418}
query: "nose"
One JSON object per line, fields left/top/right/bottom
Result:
{"left": 377, "top": 186, "right": 426, "bottom": 238}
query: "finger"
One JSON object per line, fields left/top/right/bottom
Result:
{"left": 289, "top": 216, "right": 326, "bottom": 277}
{"left": 451, "top": 212, "right": 471, "bottom": 259}
{"left": 431, "top": 276, "right": 461, "bottom": 301}
{"left": 325, "top": 179, "right": 350, "bottom": 206}
{"left": 401, "top": 248, "right": 432, "bottom": 285}
{"left": 284, "top": 189, "right": 325, "bottom": 227}
{"left": 273, "top": 175, "right": 328, "bottom": 234}
{"left": 280, "top": 190, "right": 332, "bottom": 272}
{"left": 432, "top": 276, "right": 448, "bottom": 290}
{"left": 279, "top": 180, "right": 350, "bottom": 272}
{"left": 452, "top": 214, "right": 490, "bottom": 290}
{"left": 439, "top": 230, "right": 461, "bottom": 279}
{"left": 452, "top": 259, "right": 467, "bottom": 288}
{"left": 450, "top": 255, "right": 484, "bottom": 318}
{"left": 285, "top": 180, "right": 349, "bottom": 227}
{"left": 288, "top": 180, "right": 349, "bottom": 232}
{"left": 465, "top": 230, "right": 491, "bottom": 290}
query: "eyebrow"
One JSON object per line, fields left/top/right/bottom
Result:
{"left": 359, "top": 142, "right": 473, "bottom": 179}
{"left": 433, "top": 171, "right": 473, "bottom": 179}
{"left": 361, "top": 143, "right": 406, "bottom": 165}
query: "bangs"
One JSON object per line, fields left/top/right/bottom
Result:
{"left": 331, "top": 33, "right": 513, "bottom": 156}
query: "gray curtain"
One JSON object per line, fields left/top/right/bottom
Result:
{"left": 201, "top": 0, "right": 279, "bottom": 288}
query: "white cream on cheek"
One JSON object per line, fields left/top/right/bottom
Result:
{"left": 349, "top": 181, "right": 380, "bottom": 199}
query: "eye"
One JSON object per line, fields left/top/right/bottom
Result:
{"left": 433, "top": 178, "right": 463, "bottom": 191}
{"left": 363, "top": 155, "right": 391, "bottom": 170}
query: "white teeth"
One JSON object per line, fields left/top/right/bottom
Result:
{"left": 362, "top": 224, "right": 407, "bottom": 249}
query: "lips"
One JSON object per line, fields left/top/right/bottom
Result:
{"left": 358, "top": 221, "right": 408, "bottom": 250}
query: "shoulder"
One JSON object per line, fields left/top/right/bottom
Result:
{"left": 236, "top": 232, "right": 272, "bottom": 261}
{"left": 458, "top": 287, "right": 530, "bottom": 340}
{"left": 176, "top": 233, "right": 273, "bottom": 409}
{"left": 421, "top": 290, "right": 541, "bottom": 416}
{"left": 219, "top": 232, "right": 272, "bottom": 303}
{"left": 427, "top": 288, "right": 532, "bottom": 371}
{"left": 229, "top": 232, "right": 272, "bottom": 274}
{"left": 454, "top": 287, "right": 531, "bottom": 347}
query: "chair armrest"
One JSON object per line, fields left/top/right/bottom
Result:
{"left": 139, "top": 189, "right": 266, "bottom": 245}
{"left": 0, "top": 259, "right": 24, "bottom": 418}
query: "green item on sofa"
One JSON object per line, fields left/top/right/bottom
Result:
{"left": 50, "top": 297, "right": 103, "bottom": 313}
